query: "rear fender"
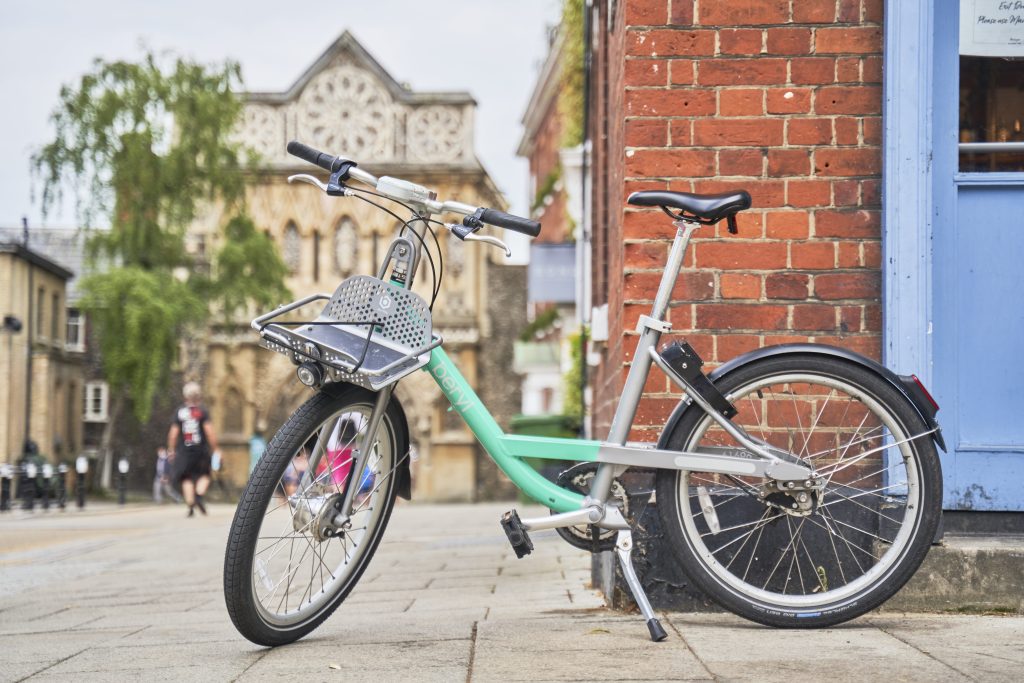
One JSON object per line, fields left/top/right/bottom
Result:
{"left": 657, "top": 343, "right": 946, "bottom": 452}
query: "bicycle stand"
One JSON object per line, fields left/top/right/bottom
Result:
{"left": 615, "top": 530, "right": 668, "bottom": 642}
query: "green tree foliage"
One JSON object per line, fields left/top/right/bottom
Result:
{"left": 32, "top": 50, "right": 288, "bottom": 427}
{"left": 215, "top": 214, "right": 290, "bottom": 319}
{"left": 80, "top": 268, "right": 205, "bottom": 420}
{"left": 563, "top": 327, "right": 588, "bottom": 428}
{"left": 558, "top": 0, "right": 586, "bottom": 148}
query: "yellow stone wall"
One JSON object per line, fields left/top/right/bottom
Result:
{"left": 0, "top": 250, "right": 84, "bottom": 465}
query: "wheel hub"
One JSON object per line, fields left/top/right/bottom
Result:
{"left": 758, "top": 478, "right": 824, "bottom": 517}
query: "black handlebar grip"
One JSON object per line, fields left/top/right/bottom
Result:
{"left": 287, "top": 140, "right": 344, "bottom": 173}
{"left": 479, "top": 208, "right": 542, "bottom": 237}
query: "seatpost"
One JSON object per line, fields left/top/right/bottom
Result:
{"left": 587, "top": 221, "right": 699, "bottom": 502}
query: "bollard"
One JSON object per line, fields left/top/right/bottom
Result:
{"left": 22, "top": 462, "right": 37, "bottom": 511}
{"left": 117, "top": 457, "right": 129, "bottom": 505}
{"left": 75, "top": 455, "right": 88, "bottom": 509}
{"left": 41, "top": 463, "right": 53, "bottom": 511}
{"left": 57, "top": 464, "right": 68, "bottom": 510}
{"left": 0, "top": 465, "right": 11, "bottom": 512}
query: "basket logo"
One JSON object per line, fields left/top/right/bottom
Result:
{"left": 373, "top": 291, "right": 395, "bottom": 315}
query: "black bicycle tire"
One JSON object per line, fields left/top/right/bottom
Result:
{"left": 655, "top": 354, "right": 942, "bottom": 628}
{"left": 223, "top": 384, "right": 408, "bottom": 646}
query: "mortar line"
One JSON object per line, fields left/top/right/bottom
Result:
{"left": 15, "top": 647, "right": 87, "bottom": 682}
{"left": 664, "top": 614, "right": 718, "bottom": 682}
{"left": 464, "top": 620, "right": 479, "bottom": 683}
{"left": 230, "top": 649, "right": 272, "bottom": 683}
{"left": 871, "top": 620, "right": 977, "bottom": 682}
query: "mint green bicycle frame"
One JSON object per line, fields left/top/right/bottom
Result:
{"left": 424, "top": 347, "right": 595, "bottom": 513}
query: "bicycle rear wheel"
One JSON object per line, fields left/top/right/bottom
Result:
{"left": 224, "top": 384, "right": 408, "bottom": 646}
{"left": 655, "top": 355, "right": 942, "bottom": 627}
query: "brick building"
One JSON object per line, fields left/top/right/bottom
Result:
{"left": 583, "top": 0, "right": 1024, "bottom": 512}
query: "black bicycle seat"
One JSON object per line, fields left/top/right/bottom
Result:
{"left": 627, "top": 190, "right": 751, "bottom": 223}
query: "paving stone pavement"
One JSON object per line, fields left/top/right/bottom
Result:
{"left": 1, "top": 501, "right": 1022, "bottom": 682}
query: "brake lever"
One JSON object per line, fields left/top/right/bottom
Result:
{"left": 288, "top": 174, "right": 329, "bottom": 192}
{"left": 464, "top": 233, "right": 512, "bottom": 257}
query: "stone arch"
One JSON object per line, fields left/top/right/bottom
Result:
{"left": 333, "top": 216, "right": 357, "bottom": 276}
{"left": 283, "top": 220, "right": 301, "bottom": 273}
{"left": 222, "top": 385, "right": 246, "bottom": 436}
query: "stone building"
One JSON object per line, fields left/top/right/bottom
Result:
{"left": 0, "top": 239, "right": 85, "bottom": 465}
{"left": 188, "top": 32, "right": 525, "bottom": 501}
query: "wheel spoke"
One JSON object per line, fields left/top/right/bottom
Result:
{"left": 230, "top": 399, "right": 400, "bottom": 632}
{"left": 671, "top": 365, "right": 934, "bottom": 618}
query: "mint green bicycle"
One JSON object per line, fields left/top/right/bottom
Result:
{"left": 223, "top": 141, "right": 945, "bottom": 646}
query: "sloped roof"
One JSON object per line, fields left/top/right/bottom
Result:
{"left": 246, "top": 31, "right": 475, "bottom": 106}
{"left": 0, "top": 227, "right": 83, "bottom": 296}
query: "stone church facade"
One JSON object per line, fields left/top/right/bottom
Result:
{"left": 188, "top": 32, "right": 525, "bottom": 501}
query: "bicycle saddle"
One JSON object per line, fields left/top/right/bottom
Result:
{"left": 627, "top": 189, "right": 751, "bottom": 223}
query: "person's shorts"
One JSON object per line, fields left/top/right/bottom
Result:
{"left": 177, "top": 450, "right": 211, "bottom": 483}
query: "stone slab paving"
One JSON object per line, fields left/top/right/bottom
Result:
{"left": 1, "top": 501, "right": 1021, "bottom": 682}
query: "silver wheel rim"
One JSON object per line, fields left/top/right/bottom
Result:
{"left": 676, "top": 372, "right": 923, "bottom": 610}
{"left": 250, "top": 404, "right": 395, "bottom": 627}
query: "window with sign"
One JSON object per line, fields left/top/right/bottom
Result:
{"left": 959, "top": 0, "right": 1024, "bottom": 172}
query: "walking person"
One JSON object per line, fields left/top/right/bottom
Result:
{"left": 248, "top": 425, "right": 266, "bottom": 475}
{"left": 167, "top": 382, "right": 220, "bottom": 517}
{"left": 153, "top": 447, "right": 182, "bottom": 504}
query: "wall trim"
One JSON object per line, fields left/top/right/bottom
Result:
{"left": 882, "top": 0, "right": 934, "bottom": 383}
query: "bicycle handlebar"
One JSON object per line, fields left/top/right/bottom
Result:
{"left": 286, "top": 140, "right": 541, "bottom": 238}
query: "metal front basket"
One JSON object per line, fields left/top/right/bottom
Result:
{"left": 253, "top": 275, "right": 441, "bottom": 390}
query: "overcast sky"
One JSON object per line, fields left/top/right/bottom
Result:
{"left": 0, "top": 0, "right": 561, "bottom": 229}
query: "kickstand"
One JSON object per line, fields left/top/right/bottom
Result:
{"left": 614, "top": 530, "right": 668, "bottom": 642}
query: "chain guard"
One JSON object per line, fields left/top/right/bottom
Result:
{"left": 550, "top": 462, "right": 628, "bottom": 553}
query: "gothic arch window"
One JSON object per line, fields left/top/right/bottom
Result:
{"left": 334, "top": 217, "right": 357, "bottom": 276}
{"left": 223, "top": 386, "right": 245, "bottom": 435}
{"left": 312, "top": 230, "right": 321, "bottom": 282}
{"left": 283, "top": 221, "right": 301, "bottom": 273}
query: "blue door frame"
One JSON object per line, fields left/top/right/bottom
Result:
{"left": 883, "top": 0, "right": 1024, "bottom": 510}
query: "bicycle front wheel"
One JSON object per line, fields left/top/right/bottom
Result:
{"left": 224, "top": 384, "right": 408, "bottom": 646}
{"left": 655, "top": 354, "right": 942, "bottom": 628}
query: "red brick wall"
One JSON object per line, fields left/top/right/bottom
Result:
{"left": 590, "top": 0, "right": 884, "bottom": 441}
{"left": 528, "top": 87, "right": 571, "bottom": 244}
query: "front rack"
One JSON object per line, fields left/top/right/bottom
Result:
{"left": 253, "top": 275, "right": 441, "bottom": 391}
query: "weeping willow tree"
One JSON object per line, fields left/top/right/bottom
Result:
{"left": 33, "top": 50, "right": 288, "bottom": 487}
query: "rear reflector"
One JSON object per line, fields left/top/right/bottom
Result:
{"left": 911, "top": 374, "right": 940, "bottom": 411}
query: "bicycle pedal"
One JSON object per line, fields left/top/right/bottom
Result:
{"left": 500, "top": 509, "right": 534, "bottom": 559}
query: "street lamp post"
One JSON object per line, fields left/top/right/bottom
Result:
{"left": 0, "top": 464, "right": 12, "bottom": 512}
{"left": 75, "top": 455, "right": 88, "bottom": 509}
{"left": 23, "top": 461, "right": 37, "bottom": 511}
{"left": 57, "top": 463, "right": 68, "bottom": 510}
{"left": 41, "top": 463, "right": 53, "bottom": 510}
{"left": 117, "top": 457, "right": 129, "bottom": 505}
